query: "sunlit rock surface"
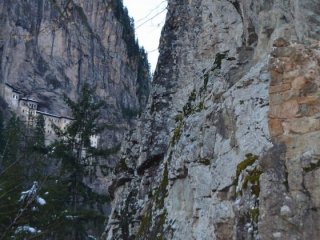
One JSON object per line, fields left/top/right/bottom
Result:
{"left": 104, "top": 0, "right": 320, "bottom": 239}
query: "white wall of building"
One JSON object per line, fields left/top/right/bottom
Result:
{"left": 2, "top": 83, "right": 99, "bottom": 148}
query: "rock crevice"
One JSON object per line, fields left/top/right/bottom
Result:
{"left": 104, "top": 0, "right": 320, "bottom": 239}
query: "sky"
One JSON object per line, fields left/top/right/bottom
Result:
{"left": 123, "top": 0, "right": 167, "bottom": 73}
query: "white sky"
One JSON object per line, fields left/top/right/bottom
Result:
{"left": 123, "top": 0, "right": 167, "bottom": 72}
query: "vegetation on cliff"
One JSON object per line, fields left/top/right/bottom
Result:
{"left": 0, "top": 84, "right": 109, "bottom": 239}
{"left": 0, "top": 0, "right": 152, "bottom": 238}
{"left": 111, "top": 0, "right": 151, "bottom": 110}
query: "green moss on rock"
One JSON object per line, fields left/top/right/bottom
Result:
{"left": 189, "top": 89, "right": 197, "bottom": 102}
{"left": 154, "top": 163, "right": 169, "bottom": 209}
{"left": 236, "top": 153, "right": 259, "bottom": 181}
{"left": 175, "top": 113, "right": 184, "bottom": 122}
{"left": 212, "top": 52, "right": 227, "bottom": 71}
{"left": 242, "top": 167, "right": 263, "bottom": 197}
{"left": 234, "top": 153, "right": 262, "bottom": 197}
{"left": 196, "top": 101, "right": 205, "bottom": 112}
{"left": 183, "top": 102, "right": 193, "bottom": 116}
{"left": 303, "top": 159, "right": 320, "bottom": 172}
{"left": 136, "top": 164, "right": 169, "bottom": 239}
{"left": 136, "top": 206, "right": 152, "bottom": 239}
{"left": 203, "top": 72, "right": 210, "bottom": 89}
{"left": 115, "top": 158, "right": 129, "bottom": 173}
{"left": 248, "top": 208, "right": 259, "bottom": 223}
{"left": 199, "top": 158, "right": 210, "bottom": 165}
{"left": 171, "top": 121, "right": 183, "bottom": 145}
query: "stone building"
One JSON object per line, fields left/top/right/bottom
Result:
{"left": 36, "top": 110, "right": 74, "bottom": 144}
{"left": 3, "top": 83, "right": 22, "bottom": 110}
{"left": 1, "top": 82, "right": 99, "bottom": 146}
{"left": 19, "top": 97, "right": 39, "bottom": 126}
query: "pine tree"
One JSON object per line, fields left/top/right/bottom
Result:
{"left": 0, "top": 115, "right": 51, "bottom": 239}
{"left": 137, "top": 47, "right": 151, "bottom": 108}
{"left": 49, "top": 83, "right": 108, "bottom": 239}
{"left": 0, "top": 111, "right": 5, "bottom": 154}
{"left": 33, "top": 114, "right": 46, "bottom": 152}
{"left": 0, "top": 116, "right": 26, "bottom": 238}
{"left": 0, "top": 85, "right": 109, "bottom": 239}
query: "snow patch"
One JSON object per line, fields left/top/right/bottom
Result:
{"left": 36, "top": 196, "right": 46, "bottom": 206}
{"left": 19, "top": 181, "right": 38, "bottom": 202}
{"left": 66, "top": 215, "right": 78, "bottom": 220}
{"left": 15, "top": 226, "right": 37, "bottom": 234}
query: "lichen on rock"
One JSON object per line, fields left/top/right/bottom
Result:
{"left": 104, "top": 0, "right": 320, "bottom": 239}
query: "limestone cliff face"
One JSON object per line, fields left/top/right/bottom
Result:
{"left": 0, "top": 0, "right": 150, "bottom": 193}
{"left": 105, "top": 0, "right": 320, "bottom": 239}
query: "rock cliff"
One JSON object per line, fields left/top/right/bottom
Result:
{"left": 104, "top": 0, "right": 320, "bottom": 239}
{"left": 0, "top": 0, "right": 150, "bottom": 193}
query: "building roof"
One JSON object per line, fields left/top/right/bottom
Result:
{"left": 60, "top": 115, "right": 74, "bottom": 120}
{"left": 5, "top": 83, "right": 23, "bottom": 94}
{"left": 4, "top": 82, "right": 74, "bottom": 121}
{"left": 36, "top": 110, "right": 74, "bottom": 120}
{"left": 20, "top": 97, "right": 40, "bottom": 103}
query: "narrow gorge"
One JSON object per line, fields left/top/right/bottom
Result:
{"left": 105, "top": 0, "right": 320, "bottom": 239}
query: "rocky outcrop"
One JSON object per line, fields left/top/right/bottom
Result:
{"left": 259, "top": 40, "right": 320, "bottom": 239}
{"left": 104, "top": 0, "right": 320, "bottom": 239}
{"left": 0, "top": 0, "right": 150, "bottom": 193}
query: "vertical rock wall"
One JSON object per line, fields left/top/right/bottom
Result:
{"left": 105, "top": 0, "right": 320, "bottom": 239}
{"left": 0, "top": 0, "right": 150, "bottom": 194}
{"left": 260, "top": 40, "right": 320, "bottom": 239}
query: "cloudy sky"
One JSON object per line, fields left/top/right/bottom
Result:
{"left": 123, "top": 0, "right": 167, "bottom": 72}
